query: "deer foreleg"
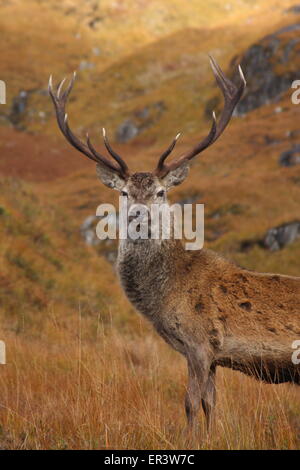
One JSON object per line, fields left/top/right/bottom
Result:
{"left": 185, "top": 350, "right": 211, "bottom": 436}
{"left": 201, "top": 365, "right": 216, "bottom": 433}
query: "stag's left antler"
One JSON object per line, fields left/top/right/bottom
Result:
{"left": 154, "top": 56, "right": 246, "bottom": 178}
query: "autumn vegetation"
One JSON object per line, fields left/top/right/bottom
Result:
{"left": 0, "top": 0, "right": 299, "bottom": 449}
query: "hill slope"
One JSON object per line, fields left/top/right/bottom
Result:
{"left": 0, "top": 0, "right": 300, "bottom": 450}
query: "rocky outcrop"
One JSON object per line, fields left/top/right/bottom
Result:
{"left": 241, "top": 221, "right": 300, "bottom": 252}
{"left": 207, "top": 25, "right": 300, "bottom": 116}
{"left": 116, "top": 101, "right": 165, "bottom": 142}
{"left": 233, "top": 27, "right": 300, "bottom": 114}
{"left": 263, "top": 222, "right": 300, "bottom": 251}
{"left": 116, "top": 120, "right": 139, "bottom": 143}
{"left": 1, "top": 88, "right": 49, "bottom": 130}
{"left": 80, "top": 214, "right": 118, "bottom": 263}
{"left": 285, "top": 4, "right": 300, "bottom": 14}
{"left": 80, "top": 215, "right": 100, "bottom": 246}
{"left": 279, "top": 145, "right": 300, "bottom": 167}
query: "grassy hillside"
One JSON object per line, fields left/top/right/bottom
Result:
{"left": 0, "top": 0, "right": 299, "bottom": 450}
{"left": 0, "top": 0, "right": 299, "bottom": 139}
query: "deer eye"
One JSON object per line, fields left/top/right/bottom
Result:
{"left": 121, "top": 191, "right": 128, "bottom": 197}
{"left": 156, "top": 190, "right": 165, "bottom": 197}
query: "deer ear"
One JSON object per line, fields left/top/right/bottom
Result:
{"left": 96, "top": 163, "right": 126, "bottom": 191}
{"left": 161, "top": 163, "right": 190, "bottom": 190}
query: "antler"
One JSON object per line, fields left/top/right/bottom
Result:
{"left": 154, "top": 56, "right": 246, "bottom": 177}
{"left": 48, "top": 73, "right": 130, "bottom": 178}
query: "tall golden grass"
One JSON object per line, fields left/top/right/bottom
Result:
{"left": 0, "top": 314, "right": 299, "bottom": 449}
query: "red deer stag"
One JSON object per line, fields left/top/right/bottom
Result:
{"left": 49, "top": 57, "right": 300, "bottom": 435}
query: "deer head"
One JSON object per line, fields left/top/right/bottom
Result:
{"left": 49, "top": 57, "right": 246, "bottom": 213}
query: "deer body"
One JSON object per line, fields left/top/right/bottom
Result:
{"left": 49, "top": 57, "right": 300, "bottom": 434}
{"left": 119, "top": 238, "right": 300, "bottom": 378}
{"left": 117, "top": 218, "right": 300, "bottom": 429}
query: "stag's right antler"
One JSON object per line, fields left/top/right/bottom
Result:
{"left": 154, "top": 56, "right": 246, "bottom": 178}
{"left": 48, "top": 73, "right": 130, "bottom": 178}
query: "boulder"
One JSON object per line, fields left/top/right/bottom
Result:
{"left": 207, "top": 26, "right": 300, "bottom": 116}
{"left": 234, "top": 35, "right": 297, "bottom": 114}
{"left": 116, "top": 101, "right": 166, "bottom": 142}
{"left": 279, "top": 145, "right": 300, "bottom": 167}
{"left": 263, "top": 222, "right": 300, "bottom": 251}
{"left": 80, "top": 215, "right": 100, "bottom": 246}
{"left": 116, "top": 120, "right": 139, "bottom": 143}
{"left": 285, "top": 5, "right": 300, "bottom": 14}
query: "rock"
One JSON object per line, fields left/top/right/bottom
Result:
{"left": 83, "top": 229, "right": 99, "bottom": 246}
{"left": 92, "top": 47, "right": 101, "bottom": 56}
{"left": 80, "top": 215, "right": 99, "bottom": 246}
{"left": 79, "top": 60, "right": 95, "bottom": 71}
{"left": 116, "top": 119, "right": 139, "bottom": 143}
{"left": 153, "top": 101, "right": 165, "bottom": 113}
{"left": 80, "top": 215, "right": 98, "bottom": 232}
{"left": 80, "top": 216, "right": 99, "bottom": 246}
{"left": 135, "top": 107, "right": 150, "bottom": 119}
{"left": 279, "top": 145, "right": 300, "bottom": 167}
{"left": 80, "top": 213, "right": 119, "bottom": 247}
{"left": 105, "top": 251, "right": 118, "bottom": 263}
{"left": 286, "top": 129, "right": 300, "bottom": 139}
{"left": 216, "top": 27, "right": 300, "bottom": 115}
{"left": 264, "top": 135, "right": 281, "bottom": 145}
{"left": 240, "top": 221, "right": 300, "bottom": 252}
{"left": 281, "top": 38, "right": 300, "bottom": 63}
{"left": 10, "top": 91, "right": 28, "bottom": 125}
{"left": 234, "top": 39, "right": 293, "bottom": 114}
{"left": 285, "top": 5, "right": 300, "bottom": 14}
{"left": 6, "top": 88, "right": 49, "bottom": 129}
{"left": 80, "top": 212, "right": 119, "bottom": 263}
{"left": 116, "top": 101, "right": 166, "bottom": 142}
{"left": 274, "top": 23, "right": 300, "bottom": 34}
{"left": 239, "top": 239, "right": 258, "bottom": 253}
{"left": 263, "top": 222, "right": 300, "bottom": 251}
{"left": 88, "top": 17, "right": 103, "bottom": 29}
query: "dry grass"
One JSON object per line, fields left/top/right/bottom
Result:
{"left": 0, "top": 320, "right": 299, "bottom": 449}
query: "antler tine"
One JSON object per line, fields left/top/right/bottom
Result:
{"left": 154, "top": 57, "right": 246, "bottom": 177}
{"left": 86, "top": 133, "right": 121, "bottom": 172}
{"left": 49, "top": 74, "right": 76, "bottom": 137}
{"left": 209, "top": 55, "right": 246, "bottom": 142}
{"left": 48, "top": 74, "right": 128, "bottom": 176}
{"left": 155, "top": 133, "right": 181, "bottom": 174}
{"left": 102, "top": 128, "right": 129, "bottom": 177}
{"left": 154, "top": 113, "right": 217, "bottom": 177}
